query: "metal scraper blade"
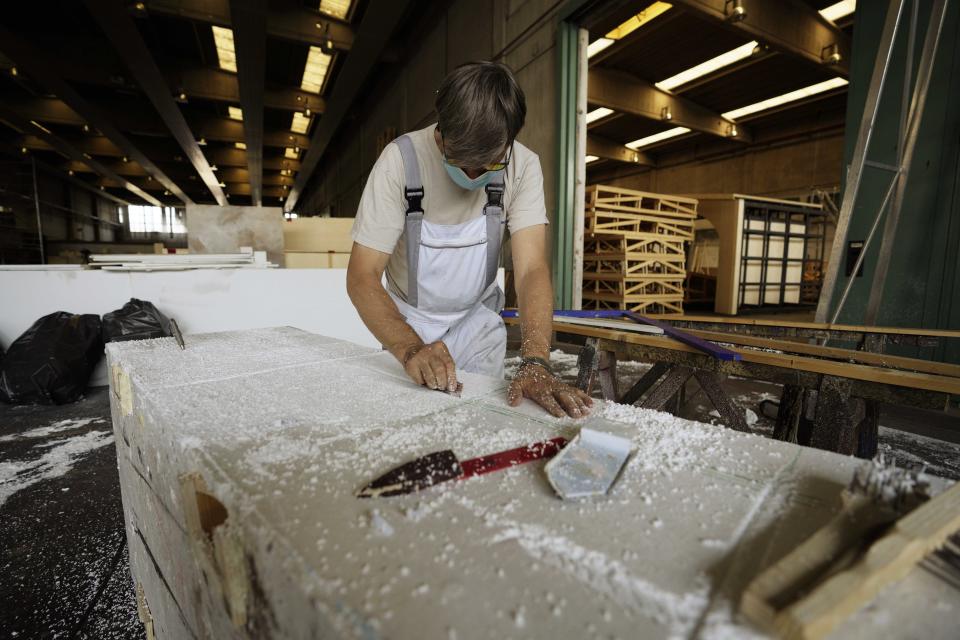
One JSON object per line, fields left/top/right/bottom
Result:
{"left": 356, "top": 450, "right": 463, "bottom": 498}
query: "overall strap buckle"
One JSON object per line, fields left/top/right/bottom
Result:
{"left": 484, "top": 183, "right": 504, "bottom": 209}
{"left": 404, "top": 186, "right": 424, "bottom": 215}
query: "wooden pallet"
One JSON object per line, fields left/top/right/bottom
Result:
{"left": 582, "top": 185, "right": 697, "bottom": 315}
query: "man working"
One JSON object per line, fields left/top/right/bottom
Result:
{"left": 347, "top": 61, "right": 591, "bottom": 419}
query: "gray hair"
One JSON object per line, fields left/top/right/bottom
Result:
{"left": 435, "top": 61, "right": 526, "bottom": 168}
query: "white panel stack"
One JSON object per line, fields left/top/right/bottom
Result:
{"left": 105, "top": 327, "right": 956, "bottom": 639}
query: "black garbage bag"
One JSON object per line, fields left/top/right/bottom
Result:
{"left": 102, "top": 298, "right": 172, "bottom": 343}
{"left": 0, "top": 312, "right": 104, "bottom": 405}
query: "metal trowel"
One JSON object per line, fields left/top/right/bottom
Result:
{"left": 357, "top": 437, "right": 568, "bottom": 498}
{"left": 544, "top": 428, "right": 633, "bottom": 499}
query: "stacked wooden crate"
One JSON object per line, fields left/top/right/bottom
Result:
{"left": 582, "top": 185, "right": 697, "bottom": 315}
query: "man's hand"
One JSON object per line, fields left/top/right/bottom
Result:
{"left": 402, "top": 341, "right": 459, "bottom": 392}
{"left": 507, "top": 363, "right": 593, "bottom": 418}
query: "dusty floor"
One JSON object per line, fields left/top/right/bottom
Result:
{"left": 2, "top": 351, "right": 959, "bottom": 638}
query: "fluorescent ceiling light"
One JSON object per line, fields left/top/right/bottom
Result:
{"left": 651, "top": 1, "right": 852, "bottom": 94}
{"left": 228, "top": 106, "right": 243, "bottom": 121}
{"left": 586, "top": 107, "right": 614, "bottom": 124}
{"left": 301, "top": 46, "right": 332, "bottom": 94}
{"left": 585, "top": 155, "right": 599, "bottom": 163}
{"left": 587, "top": 38, "right": 614, "bottom": 57}
{"left": 820, "top": 0, "right": 855, "bottom": 22}
{"left": 722, "top": 78, "right": 848, "bottom": 120}
{"left": 656, "top": 41, "right": 758, "bottom": 91}
{"left": 319, "top": 0, "right": 351, "bottom": 20}
{"left": 235, "top": 142, "right": 247, "bottom": 150}
{"left": 285, "top": 147, "right": 300, "bottom": 159}
{"left": 211, "top": 26, "right": 237, "bottom": 73}
{"left": 606, "top": 2, "right": 672, "bottom": 39}
{"left": 626, "top": 126, "right": 690, "bottom": 149}
{"left": 291, "top": 112, "right": 311, "bottom": 134}
{"left": 30, "top": 120, "right": 52, "bottom": 135}
{"left": 588, "top": 2, "right": 672, "bottom": 58}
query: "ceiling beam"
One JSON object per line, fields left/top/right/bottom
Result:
{"left": 192, "top": 119, "right": 310, "bottom": 148}
{"left": 172, "top": 69, "right": 323, "bottom": 113}
{"left": 19, "top": 134, "right": 122, "bottom": 157}
{"left": 587, "top": 134, "right": 655, "bottom": 166}
{"left": 202, "top": 147, "right": 303, "bottom": 171}
{"left": 670, "top": 0, "right": 851, "bottom": 77}
{"left": 0, "top": 103, "right": 161, "bottom": 205}
{"left": 223, "top": 182, "right": 286, "bottom": 198}
{"left": 287, "top": 0, "right": 413, "bottom": 211}
{"left": 0, "top": 91, "right": 181, "bottom": 135}
{"left": 229, "top": 0, "right": 266, "bottom": 206}
{"left": 588, "top": 68, "right": 751, "bottom": 142}
{"left": 34, "top": 159, "right": 132, "bottom": 206}
{"left": 142, "top": 0, "right": 354, "bottom": 50}
{"left": 87, "top": 0, "right": 226, "bottom": 206}
{"left": 0, "top": 24, "right": 194, "bottom": 205}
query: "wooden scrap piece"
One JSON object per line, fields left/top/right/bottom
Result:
{"left": 741, "top": 476, "right": 960, "bottom": 639}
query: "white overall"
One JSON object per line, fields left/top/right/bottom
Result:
{"left": 389, "top": 135, "right": 508, "bottom": 378}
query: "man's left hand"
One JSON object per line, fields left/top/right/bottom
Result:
{"left": 507, "top": 363, "right": 593, "bottom": 418}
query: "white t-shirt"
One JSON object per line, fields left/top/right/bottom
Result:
{"left": 351, "top": 123, "right": 549, "bottom": 303}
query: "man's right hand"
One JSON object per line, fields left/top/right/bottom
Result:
{"left": 401, "top": 341, "right": 459, "bottom": 392}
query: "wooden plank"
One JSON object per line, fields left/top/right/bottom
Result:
{"left": 651, "top": 314, "right": 960, "bottom": 340}
{"left": 551, "top": 316, "right": 663, "bottom": 334}
{"left": 752, "top": 482, "right": 960, "bottom": 639}
{"left": 511, "top": 319, "right": 960, "bottom": 396}
{"left": 684, "top": 329, "right": 960, "bottom": 378}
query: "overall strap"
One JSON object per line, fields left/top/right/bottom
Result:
{"left": 483, "top": 171, "right": 506, "bottom": 293}
{"left": 394, "top": 135, "right": 424, "bottom": 308}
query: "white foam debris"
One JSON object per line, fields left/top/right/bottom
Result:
{"left": 0, "top": 417, "right": 106, "bottom": 442}
{"left": 489, "top": 521, "right": 709, "bottom": 636}
{"left": 512, "top": 605, "right": 526, "bottom": 628}
{"left": 368, "top": 509, "right": 395, "bottom": 537}
{"left": 0, "top": 429, "right": 114, "bottom": 506}
{"left": 707, "top": 408, "right": 758, "bottom": 426}
{"left": 849, "top": 454, "right": 931, "bottom": 513}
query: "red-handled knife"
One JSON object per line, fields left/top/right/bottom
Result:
{"left": 356, "top": 437, "right": 568, "bottom": 498}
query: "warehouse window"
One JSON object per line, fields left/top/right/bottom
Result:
{"left": 128, "top": 206, "right": 186, "bottom": 234}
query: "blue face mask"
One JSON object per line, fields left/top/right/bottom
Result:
{"left": 443, "top": 160, "right": 495, "bottom": 190}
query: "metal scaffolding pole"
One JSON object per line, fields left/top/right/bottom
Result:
{"left": 30, "top": 156, "right": 46, "bottom": 264}
{"left": 814, "top": 0, "right": 905, "bottom": 323}
{"left": 864, "top": 0, "right": 949, "bottom": 324}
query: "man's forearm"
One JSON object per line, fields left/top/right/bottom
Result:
{"left": 347, "top": 276, "right": 422, "bottom": 362}
{"left": 516, "top": 264, "right": 553, "bottom": 361}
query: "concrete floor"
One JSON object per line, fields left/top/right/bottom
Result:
{"left": 0, "top": 388, "right": 144, "bottom": 640}
{"left": 2, "top": 354, "right": 959, "bottom": 638}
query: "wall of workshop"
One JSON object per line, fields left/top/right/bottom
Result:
{"left": 0, "top": 158, "right": 125, "bottom": 263}
{"left": 594, "top": 131, "right": 846, "bottom": 199}
{"left": 299, "top": 0, "right": 567, "bottom": 249}
{"left": 827, "top": 0, "right": 960, "bottom": 363}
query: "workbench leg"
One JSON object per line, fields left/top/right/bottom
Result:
{"left": 694, "top": 370, "right": 748, "bottom": 432}
{"left": 668, "top": 383, "right": 687, "bottom": 415}
{"left": 810, "top": 376, "right": 863, "bottom": 455}
{"left": 619, "top": 362, "right": 670, "bottom": 405}
{"left": 575, "top": 338, "right": 600, "bottom": 394}
{"left": 596, "top": 349, "right": 619, "bottom": 401}
{"left": 855, "top": 400, "right": 880, "bottom": 459}
{"left": 773, "top": 384, "right": 805, "bottom": 443}
{"left": 638, "top": 366, "right": 693, "bottom": 412}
